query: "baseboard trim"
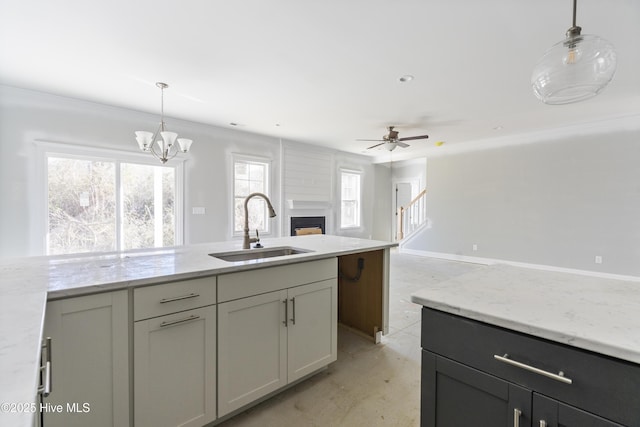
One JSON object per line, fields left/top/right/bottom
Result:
{"left": 398, "top": 248, "right": 640, "bottom": 282}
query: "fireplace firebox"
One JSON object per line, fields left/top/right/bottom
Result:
{"left": 290, "top": 216, "right": 326, "bottom": 236}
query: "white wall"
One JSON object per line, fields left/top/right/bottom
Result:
{"left": 403, "top": 127, "right": 640, "bottom": 277}
{"left": 0, "top": 85, "right": 387, "bottom": 258}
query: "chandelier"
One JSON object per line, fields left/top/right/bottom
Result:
{"left": 531, "top": 0, "right": 617, "bottom": 105}
{"left": 135, "top": 82, "right": 193, "bottom": 163}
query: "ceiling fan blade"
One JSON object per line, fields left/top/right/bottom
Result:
{"left": 398, "top": 134, "right": 429, "bottom": 142}
{"left": 357, "top": 139, "right": 385, "bottom": 142}
{"left": 367, "top": 142, "right": 385, "bottom": 149}
{"left": 397, "top": 142, "right": 410, "bottom": 148}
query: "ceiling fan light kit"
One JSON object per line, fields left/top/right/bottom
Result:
{"left": 358, "top": 126, "right": 428, "bottom": 151}
{"left": 531, "top": 0, "right": 617, "bottom": 105}
{"left": 135, "top": 82, "right": 194, "bottom": 164}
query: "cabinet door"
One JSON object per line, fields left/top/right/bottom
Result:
{"left": 134, "top": 305, "right": 216, "bottom": 427}
{"left": 217, "top": 290, "right": 288, "bottom": 417}
{"left": 287, "top": 279, "right": 337, "bottom": 382}
{"left": 533, "top": 393, "right": 624, "bottom": 427}
{"left": 43, "top": 291, "right": 129, "bottom": 427}
{"left": 421, "top": 351, "right": 531, "bottom": 427}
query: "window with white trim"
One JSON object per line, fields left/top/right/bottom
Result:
{"left": 44, "top": 147, "right": 182, "bottom": 255}
{"left": 340, "top": 170, "right": 361, "bottom": 229}
{"left": 233, "top": 156, "right": 271, "bottom": 235}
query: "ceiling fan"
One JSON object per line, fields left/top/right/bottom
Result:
{"left": 358, "top": 126, "right": 429, "bottom": 151}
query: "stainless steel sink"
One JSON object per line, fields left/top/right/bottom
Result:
{"left": 209, "top": 246, "right": 313, "bottom": 262}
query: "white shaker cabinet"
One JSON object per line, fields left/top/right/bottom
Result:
{"left": 133, "top": 276, "right": 217, "bottom": 427}
{"left": 42, "top": 290, "right": 129, "bottom": 427}
{"left": 287, "top": 279, "right": 337, "bottom": 382}
{"left": 217, "top": 259, "right": 337, "bottom": 418}
{"left": 217, "top": 290, "right": 289, "bottom": 416}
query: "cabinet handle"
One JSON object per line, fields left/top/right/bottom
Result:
{"left": 283, "top": 300, "right": 288, "bottom": 327}
{"left": 159, "top": 293, "right": 200, "bottom": 304}
{"left": 37, "top": 337, "right": 52, "bottom": 397}
{"left": 514, "top": 408, "right": 522, "bottom": 427}
{"left": 540, "top": 421, "right": 547, "bottom": 427}
{"left": 494, "top": 354, "right": 573, "bottom": 384}
{"left": 160, "top": 315, "right": 200, "bottom": 328}
{"left": 290, "top": 297, "right": 296, "bottom": 325}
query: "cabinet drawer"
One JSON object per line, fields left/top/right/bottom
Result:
{"left": 218, "top": 258, "right": 337, "bottom": 302}
{"left": 421, "top": 307, "right": 640, "bottom": 427}
{"left": 134, "top": 276, "right": 216, "bottom": 321}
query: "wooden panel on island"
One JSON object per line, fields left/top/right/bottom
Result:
{"left": 337, "top": 250, "right": 384, "bottom": 340}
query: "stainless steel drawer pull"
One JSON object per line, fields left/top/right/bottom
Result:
{"left": 38, "top": 337, "right": 52, "bottom": 397}
{"left": 514, "top": 408, "right": 522, "bottom": 427}
{"left": 160, "top": 315, "right": 200, "bottom": 328}
{"left": 290, "top": 297, "right": 296, "bottom": 325}
{"left": 494, "top": 354, "right": 573, "bottom": 384}
{"left": 159, "top": 293, "right": 200, "bottom": 304}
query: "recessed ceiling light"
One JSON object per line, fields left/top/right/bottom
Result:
{"left": 399, "top": 75, "right": 414, "bottom": 83}
{"left": 493, "top": 125, "right": 503, "bottom": 130}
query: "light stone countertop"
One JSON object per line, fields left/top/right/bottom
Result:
{"left": 0, "top": 234, "right": 396, "bottom": 427}
{"left": 411, "top": 263, "right": 640, "bottom": 365}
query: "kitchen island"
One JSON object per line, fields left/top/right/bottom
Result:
{"left": 411, "top": 264, "right": 640, "bottom": 426}
{"left": 0, "top": 234, "right": 396, "bottom": 427}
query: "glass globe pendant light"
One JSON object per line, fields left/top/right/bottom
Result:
{"left": 531, "top": 0, "right": 617, "bottom": 105}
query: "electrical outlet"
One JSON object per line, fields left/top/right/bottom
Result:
{"left": 192, "top": 207, "right": 206, "bottom": 215}
{"left": 472, "top": 244, "right": 478, "bottom": 251}
{"left": 595, "top": 255, "right": 603, "bottom": 264}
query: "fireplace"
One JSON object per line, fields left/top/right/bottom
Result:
{"left": 290, "top": 216, "right": 326, "bottom": 236}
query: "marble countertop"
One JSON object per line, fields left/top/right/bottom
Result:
{"left": 411, "top": 264, "right": 640, "bottom": 365}
{"left": 0, "top": 234, "right": 396, "bottom": 427}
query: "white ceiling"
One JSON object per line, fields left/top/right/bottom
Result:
{"left": 1, "top": 0, "right": 639, "bottom": 162}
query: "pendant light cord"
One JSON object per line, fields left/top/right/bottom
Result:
{"left": 572, "top": 0, "right": 577, "bottom": 28}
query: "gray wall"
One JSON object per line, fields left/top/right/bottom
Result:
{"left": 404, "top": 130, "right": 640, "bottom": 276}
{"left": 0, "top": 85, "right": 387, "bottom": 258}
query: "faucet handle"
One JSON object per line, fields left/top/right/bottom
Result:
{"left": 253, "top": 229, "right": 263, "bottom": 248}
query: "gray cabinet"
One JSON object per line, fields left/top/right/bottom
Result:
{"left": 422, "top": 351, "right": 530, "bottom": 427}
{"left": 217, "top": 279, "right": 337, "bottom": 417}
{"left": 43, "top": 291, "right": 129, "bottom": 427}
{"left": 420, "top": 307, "right": 637, "bottom": 427}
{"left": 216, "top": 259, "right": 338, "bottom": 417}
{"left": 133, "top": 276, "right": 217, "bottom": 427}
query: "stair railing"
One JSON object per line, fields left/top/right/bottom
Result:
{"left": 396, "top": 189, "right": 427, "bottom": 240}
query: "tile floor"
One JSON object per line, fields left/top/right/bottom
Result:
{"left": 218, "top": 251, "right": 484, "bottom": 427}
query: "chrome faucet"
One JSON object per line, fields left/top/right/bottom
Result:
{"left": 243, "top": 192, "right": 276, "bottom": 249}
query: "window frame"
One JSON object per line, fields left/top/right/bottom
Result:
{"left": 35, "top": 141, "right": 184, "bottom": 256}
{"left": 339, "top": 168, "right": 362, "bottom": 230}
{"left": 231, "top": 154, "right": 273, "bottom": 238}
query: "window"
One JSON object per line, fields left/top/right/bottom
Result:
{"left": 44, "top": 146, "right": 181, "bottom": 255}
{"left": 340, "top": 170, "right": 361, "bottom": 229}
{"left": 233, "top": 156, "right": 270, "bottom": 235}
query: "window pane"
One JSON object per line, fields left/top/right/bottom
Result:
{"left": 248, "top": 163, "right": 265, "bottom": 182}
{"left": 235, "top": 162, "right": 248, "bottom": 180}
{"left": 47, "top": 157, "right": 116, "bottom": 254}
{"left": 236, "top": 180, "right": 249, "bottom": 197}
{"left": 121, "top": 163, "right": 175, "bottom": 250}
{"left": 249, "top": 180, "right": 264, "bottom": 194}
